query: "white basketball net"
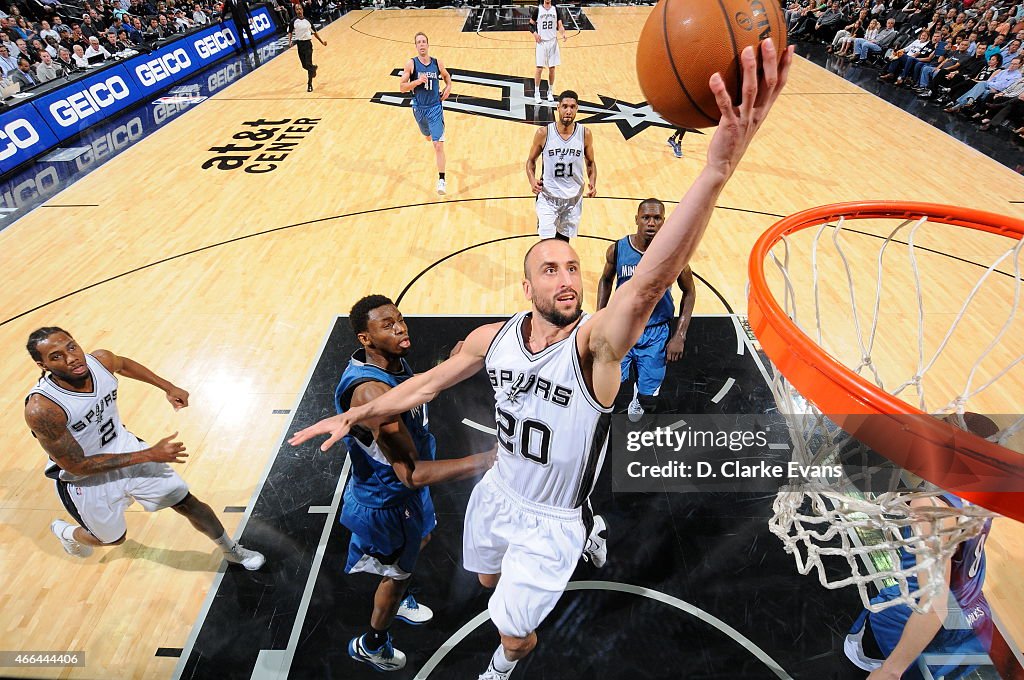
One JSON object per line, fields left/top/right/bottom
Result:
{"left": 761, "top": 213, "right": 1024, "bottom": 614}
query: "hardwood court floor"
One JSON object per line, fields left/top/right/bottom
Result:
{"left": 0, "top": 8, "right": 1022, "bottom": 678}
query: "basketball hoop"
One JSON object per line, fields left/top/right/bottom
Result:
{"left": 747, "top": 201, "right": 1024, "bottom": 613}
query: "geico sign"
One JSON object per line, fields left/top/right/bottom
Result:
{"left": 0, "top": 119, "right": 41, "bottom": 161}
{"left": 49, "top": 76, "right": 132, "bottom": 127}
{"left": 135, "top": 48, "right": 192, "bottom": 87}
{"left": 249, "top": 13, "right": 271, "bottom": 31}
{"left": 194, "top": 30, "right": 236, "bottom": 59}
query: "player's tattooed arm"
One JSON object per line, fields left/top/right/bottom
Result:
{"left": 24, "top": 396, "right": 172, "bottom": 475}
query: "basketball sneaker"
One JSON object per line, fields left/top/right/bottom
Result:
{"left": 349, "top": 633, "right": 407, "bottom": 671}
{"left": 478, "top": 659, "right": 516, "bottom": 680}
{"left": 667, "top": 137, "right": 683, "bottom": 158}
{"left": 224, "top": 543, "right": 266, "bottom": 571}
{"left": 582, "top": 514, "right": 607, "bottom": 568}
{"left": 627, "top": 397, "right": 644, "bottom": 422}
{"left": 436, "top": 178, "right": 446, "bottom": 195}
{"left": 533, "top": 93, "right": 542, "bottom": 104}
{"left": 395, "top": 594, "right": 433, "bottom": 625}
{"left": 50, "top": 519, "right": 92, "bottom": 558}
{"left": 546, "top": 91, "right": 554, "bottom": 102}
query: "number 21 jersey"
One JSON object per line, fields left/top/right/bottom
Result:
{"left": 541, "top": 122, "right": 585, "bottom": 200}
{"left": 485, "top": 312, "right": 611, "bottom": 509}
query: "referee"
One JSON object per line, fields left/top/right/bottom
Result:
{"left": 288, "top": 4, "right": 327, "bottom": 92}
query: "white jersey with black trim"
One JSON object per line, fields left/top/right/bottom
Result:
{"left": 536, "top": 3, "right": 559, "bottom": 41}
{"left": 484, "top": 311, "right": 612, "bottom": 509}
{"left": 27, "top": 353, "right": 145, "bottom": 481}
{"left": 541, "top": 122, "right": 585, "bottom": 200}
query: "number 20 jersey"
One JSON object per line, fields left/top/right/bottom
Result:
{"left": 485, "top": 312, "right": 612, "bottom": 509}
{"left": 27, "top": 353, "right": 144, "bottom": 480}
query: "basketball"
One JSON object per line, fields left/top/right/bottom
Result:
{"left": 636, "top": 0, "right": 788, "bottom": 129}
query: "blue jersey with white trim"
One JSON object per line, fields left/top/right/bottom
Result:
{"left": 615, "top": 236, "right": 675, "bottom": 328}
{"left": 335, "top": 349, "right": 436, "bottom": 508}
{"left": 410, "top": 56, "right": 441, "bottom": 108}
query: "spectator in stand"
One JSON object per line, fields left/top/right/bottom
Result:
{"left": 55, "top": 45, "right": 75, "bottom": 71}
{"left": 157, "top": 13, "right": 175, "bottom": 35}
{"left": 28, "top": 37, "right": 44, "bottom": 60}
{"left": 126, "top": 15, "right": 144, "bottom": 42}
{"left": 174, "top": 10, "right": 194, "bottom": 30}
{"left": 80, "top": 14, "right": 100, "bottom": 38}
{"left": 83, "top": 34, "right": 110, "bottom": 60}
{"left": 1001, "top": 38, "right": 1022, "bottom": 62}
{"left": 830, "top": 8, "right": 869, "bottom": 54}
{"left": 38, "top": 19, "right": 58, "bottom": 43}
{"left": 43, "top": 34, "right": 59, "bottom": 56}
{"left": 68, "top": 24, "right": 88, "bottom": 48}
{"left": 1, "top": 33, "right": 20, "bottom": 57}
{"left": 34, "top": 48, "right": 63, "bottom": 81}
{"left": 852, "top": 16, "right": 899, "bottom": 64}
{"left": 978, "top": 82, "right": 1024, "bottom": 130}
{"left": 102, "top": 30, "right": 119, "bottom": 52}
{"left": 52, "top": 16, "right": 71, "bottom": 35}
{"left": 0, "top": 44, "right": 18, "bottom": 75}
{"left": 11, "top": 55, "right": 39, "bottom": 88}
{"left": 986, "top": 34, "right": 1006, "bottom": 59}
{"left": 192, "top": 3, "right": 208, "bottom": 23}
{"left": 70, "top": 43, "right": 89, "bottom": 67}
{"left": 879, "top": 29, "right": 932, "bottom": 83}
{"left": 917, "top": 36, "right": 972, "bottom": 96}
{"left": 945, "top": 54, "right": 1021, "bottom": 112}
{"left": 116, "top": 29, "right": 135, "bottom": 48}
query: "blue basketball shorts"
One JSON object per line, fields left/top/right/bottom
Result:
{"left": 412, "top": 103, "right": 445, "bottom": 142}
{"left": 340, "top": 485, "right": 437, "bottom": 580}
{"left": 620, "top": 322, "right": 670, "bottom": 397}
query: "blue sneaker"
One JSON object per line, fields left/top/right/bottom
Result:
{"left": 668, "top": 137, "right": 683, "bottom": 158}
{"left": 348, "top": 634, "right": 407, "bottom": 671}
{"left": 395, "top": 594, "right": 433, "bottom": 625}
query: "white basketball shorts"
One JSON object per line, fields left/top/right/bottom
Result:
{"left": 56, "top": 461, "right": 190, "bottom": 543}
{"left": 536, "top": 38, "right": 560, "bottom": 67}
{"left": 536, "top": 191, "right": 583, "bottom": 239}
{"left": 463, "top": 469, "right": 586, "bottom": 638}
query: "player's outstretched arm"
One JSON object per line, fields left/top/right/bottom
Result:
{"left": 91, "top": 348, "right": 189, "bottom": 409}
{"left": 289, "top": 322, "right": 502, "bottom": 451}
{"left": 525, "top": 126, "right": 546, "bottom": 193}
{"left": 587, "top": 39, "right": 791, "bottom": 370}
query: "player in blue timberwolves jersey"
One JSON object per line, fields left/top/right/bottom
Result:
{"left": 400, "top": 32, "right": 452, "bottom": 196}
{"left": 596, "top": 198, "right": 695, "bottom": 420}
{"left": 337, "top": 295, "right": 495, "bottom": 672}
{"left": 845, "top": 494, "right": 993, "bottom": 680}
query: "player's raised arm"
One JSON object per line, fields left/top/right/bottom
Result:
{"left": 289, "top": 322, "right": 502, "bottom": 451}
{"left": 587, "top": 39, "right": 791, "bottom": 366}
{"left": 91, "top": 348, "right": 189, "bottom": 409}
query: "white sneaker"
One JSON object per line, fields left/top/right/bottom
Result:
{"left": 533, "top": 93, "right": 541, "bottom": 104}
{"left": 546, "top": 91, "right": 555, "bottom": 102}
{"left": 349, "top": 634, "right": 407, "bottom": 671}
{"left": 51, "top": 519, "right": 92, "bottom": 558}
{"left": 224, "top": 543, "right": 266, "bottom": 571}
{"left": 479, "top": 659, "right": 516, "bottom": 680}
{"left": 395, "top": 594, "right": 433, "bottom": 625}
{"left": 627, "top": 397, "right": 644, "bottom": 422}
{"left": 582, "top": 514, "right": 607, "bottom": 568}
{"left": 436, "top": 178, "right": 446, "bottom": 195}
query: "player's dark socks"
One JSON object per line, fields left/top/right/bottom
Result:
{"left": 307, "top": 82, "right": 313, "bottom": 92}
{"left": 439, "top": 172, "right": 445, "bottom": 180}
{"left": 365, "top": 626, "right": 389, "bottom": 650}
{"left": 554, "top": 233, "right": 570, "bottom": 242}
{"left": 638, "top": 394, "right": 659, "bottom": 413}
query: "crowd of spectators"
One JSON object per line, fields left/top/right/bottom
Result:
{"left": 0, "top": 0, "right": 331, "bottom": 90}
{"left": 786, "top": 0, "right": 1024, "bottom": 143}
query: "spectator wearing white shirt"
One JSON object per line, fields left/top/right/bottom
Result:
{"left": 83, "top": 36, "right": 110, "bottom": 61}
{"left": 71, "top": 43, "right": 89, "bottom": 67}
{"left": 0, "top": 44, "right": 18, "bottom": 75}
{"left": 192, "top": 5, "right": 209, "bottom": 24}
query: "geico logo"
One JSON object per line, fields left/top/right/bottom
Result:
{"left": 2, "top": 166, "right": 59, "bottom": 207}
{"left": 135, "top": 48, "right": 192, "bottom": 87}
{"left": 249, "top": 13, "right": 271, "bottom": 31}
{"left": 194, "top": 30, "right": 236, "bottom": 58}
{"left": 208, "top": 62, "right": 242, "bottom": 91}
{"left": 0, "top": 119, "right": 41, "bottom": 161}
{"left": 154, "top": 99, "right": 198, "bottom": 124}
{"left": 74, "top": 117, "right": 143, "bottom": 169}
{"left": 49, "top": 77, "right": 131, "bottom": 127}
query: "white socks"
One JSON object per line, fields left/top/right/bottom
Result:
{"left": 61, "top": 524, "right": 78, "bottom": 542}
{"left": 213, "top": 532, "right": 237, "bottom": 552}
{"left": 491, "top": 646, "right": 516, "bottom": 674}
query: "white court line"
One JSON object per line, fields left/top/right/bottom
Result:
{"left": 768, "top": 443, "right": 791, "bottom": 450}
{"left": 711, "top": 377, "right": 736, "bottom": 404}
{"left": 412, "top": 580, "right": 793, "bottom": 679}
{"left": 730, "top": 314, "right": 746, "bottom": 356}
{"left": 307, "top": 505, "right": 332, "bottom": 514}
{"left": 172, "top": 316, "right": 342, "bottom": 680}
{"left": 251, "top": 456, "right": 351, "bottom": 680}
{"left": 462, "top": 418, "right": 497, "bottom": 436}
{"left": 666, "top": 418, "right": 688, "bottom": 430}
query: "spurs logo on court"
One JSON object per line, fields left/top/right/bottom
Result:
{"left": 371, "top": 67, "right": 699, "bottom": 140}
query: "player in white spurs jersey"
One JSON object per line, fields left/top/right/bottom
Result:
{"left": 290, "top": 39, "right": 792, "bottom": 680}
{"left": 529, "top": 0, "right": 565, "bottom": 103}
{"left": 526, "top": 90, "right": 596, "bottom": 241}
{"left": 24, "top": 328, "right": 265, "bottom": 570}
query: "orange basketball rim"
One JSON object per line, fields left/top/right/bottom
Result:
{"left": 747, "top": 201, "right": 1024, "bottom": 522}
